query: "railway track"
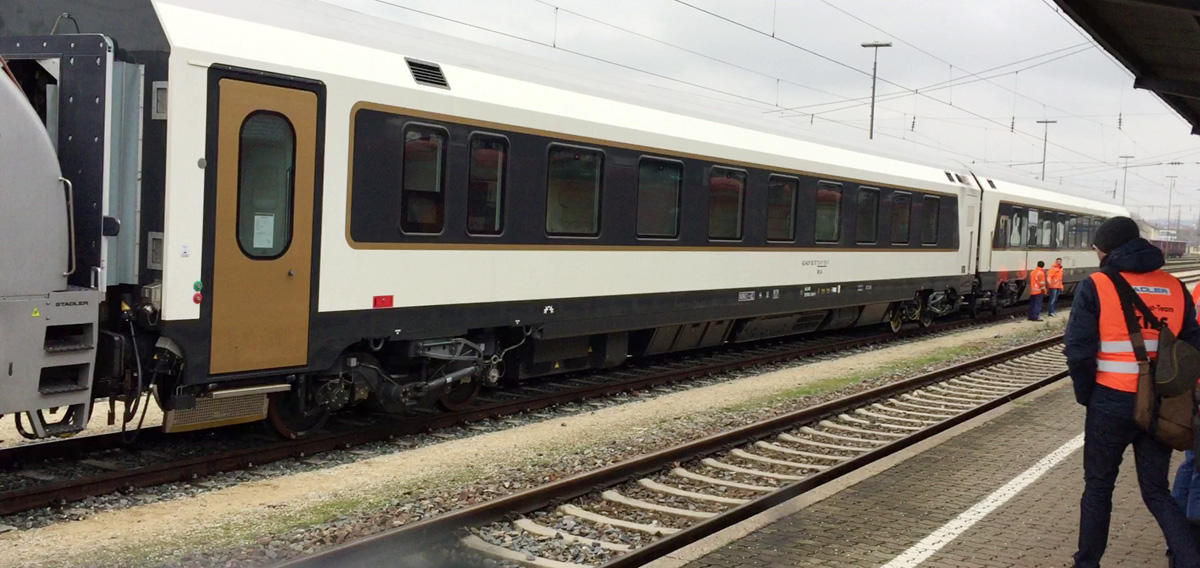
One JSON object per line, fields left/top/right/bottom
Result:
{"left": 4, "top": 264, "right": 1196, "bottom": 522}
{"left": 0, "top": 304, "right": 1031, "bottom": 517}
{"left": 279, "top": 336, "right": 1069, "bottom": 568}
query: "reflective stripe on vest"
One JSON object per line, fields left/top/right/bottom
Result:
{"left": 1090, "top": 270, "right": 1185, "bottom": 393}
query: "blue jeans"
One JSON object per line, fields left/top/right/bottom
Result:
{"left": 1028, "top": 293, "right": 1044, "bottom": 320}
{"left": 1048, "top": 288, "right": 1061, "bottom": 316}
{"left": 1173, "top": 451, "right": 1200, "bottom": 521}
{"left": 1075, "top": 404, "right": 1200, "bottom": 567}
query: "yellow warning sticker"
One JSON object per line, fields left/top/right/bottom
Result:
{"left": 31, "top": 308, "right": 40, "bottom": 318}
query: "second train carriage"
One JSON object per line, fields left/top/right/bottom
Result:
{"left": 0, "top": 0, "right": 1125, "bottom": 438}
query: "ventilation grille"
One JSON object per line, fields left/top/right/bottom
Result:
{"left": 406, "top": 58, "right": 449, "bottom": 88}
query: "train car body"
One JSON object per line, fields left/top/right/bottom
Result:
{"left": 0, "top": 0, "right": 1125, "bottom": 438}
{"left": 972, "top": 171, "right": 1126, "bottom": 307}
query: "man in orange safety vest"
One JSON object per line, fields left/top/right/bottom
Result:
{"left": 1047, "top": 257, "right": 1064, "bottom": 317}
{"left": 1028, "top": 260, "right": 1047, "bottom": 321}
{"left": 1065, "top": 216, "right": 1200, "bottom": 567}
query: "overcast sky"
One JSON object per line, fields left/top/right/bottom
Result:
{"left": 324, "top": 0, "right": 1200, "bottom": 226}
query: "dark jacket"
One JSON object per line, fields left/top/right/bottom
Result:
{"left": 1064, "top": 237, "right": 1200, "bottom": 415}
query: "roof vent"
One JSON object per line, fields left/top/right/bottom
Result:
{"left": 406, "top": 58, "right": 449, "bottom": 88}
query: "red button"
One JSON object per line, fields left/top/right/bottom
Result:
{"left": 193, "top": 292, "right": 203, "bottom": 304}
{"left": 373, "top": 295, "right": 393, "bottom": 309}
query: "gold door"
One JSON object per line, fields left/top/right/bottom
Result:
{"left": 210, "top": 79, "right": 317, "bottom": 373}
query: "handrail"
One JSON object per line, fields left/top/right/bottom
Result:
{"left": 61, "top": 177, "right": 76, "bottom": 277}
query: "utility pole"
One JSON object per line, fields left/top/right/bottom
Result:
{"left": 861, "top": 41, "right": 892, "bottom": 140}
{"left": 1166, "top": 175, "right": 1178, "bottom": 235}
{"left": 1119, "top": 155, "right": 1134, "bottom": 206}
{"left": 1037, "top": 120, "right": 1057, "bottom": 181}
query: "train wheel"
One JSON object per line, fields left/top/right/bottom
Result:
{"left": 888, "top": 309, "right": 904, "bottom": 333}
{"left": 919, "top": 310, "right": 934, "bottom": 328}
{"left": 268, "top": 390, "right": 329, "bottom": 439}
{"left": 438, "top": 380, "right": 481, "bottom": 411}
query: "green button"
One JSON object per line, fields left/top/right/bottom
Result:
{"left": 193, "top": 280, "right": 203, "bottom": 292}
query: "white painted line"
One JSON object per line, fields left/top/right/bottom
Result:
{"left": 879, "top": 432, "right": 1084, "bottom": 568}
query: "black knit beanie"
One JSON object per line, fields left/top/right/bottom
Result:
{"left": 1092, "top": 216, "right": 1139, "bottom": 253}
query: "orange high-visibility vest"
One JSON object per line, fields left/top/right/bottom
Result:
{"left": 1193, "top": 285, "right": 1200, "bottom": 323}
{"left": 1047, "top": 265, "right": 1064, "bottom": 290}
{"left": 1030, "top": 267, "right": 1047, "bottom": 295}
{"left": 1091, "top": 270, "right": 1186, "bottom": 392}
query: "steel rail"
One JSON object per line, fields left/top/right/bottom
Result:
{"left": 278, "top": 335, "right": 1065, "bottom": 568}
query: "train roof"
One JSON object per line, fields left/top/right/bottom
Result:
{"left": 966, "top": 164, "right": 1127, "bottom": 217}
{"left": 153, "top": 0, "right": 982, "bottom": 197}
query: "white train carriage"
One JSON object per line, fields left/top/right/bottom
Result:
{"left": 0, "top": 0, "right": 1117, "bottom": 437}
{"left": 971, "top": 170, "right": 1126, "bottom": 308}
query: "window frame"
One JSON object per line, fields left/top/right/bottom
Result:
{"left": 766, "top": 174, "right": 799, "bottom": 242}
{"left": 891, "top": 190, "right": 912, "bottom": 245}
{"left": 921, "top": 195, "right": 940, "bottom": 245}
{"left": 707, "top": 166, "right": 747, "bottom": 241}
{"left": 814, "top": 180, "right": 843, "bottom": 244}
{"left": 636, "top": 156, "right": 684, "bottom": 239}
{"left": 236, "top": 110, "right": 297, "bottom": 260}
{"left": 465, "top": 132, "right": 510, "bottom": 236}
{"left": 856, "top": 186, "right": 880, "bottom": 244}
{"left": 399, "top": 122, "right": 450, "bottom": 235}
{"left": 545, "top": 143, "right": 605, "bottom": 237}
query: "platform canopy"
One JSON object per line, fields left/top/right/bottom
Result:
{"left": 1054, "top": 0, "right": 1200, "bottom": 135}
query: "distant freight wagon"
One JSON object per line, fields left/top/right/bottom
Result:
{"left": 1150, "top": 239, "right": 1188, "bottom": 258}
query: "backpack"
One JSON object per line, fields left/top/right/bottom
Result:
{"left": 1104, "top": 269, "right": 1200, "bottom": 451}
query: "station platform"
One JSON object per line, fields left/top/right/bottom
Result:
{"left": 650, "top": 379, "right": 1182, "bottom": 568}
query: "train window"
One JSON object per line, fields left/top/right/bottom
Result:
{"left": 1009, "top": 208, "right": 1025, "bottom": 247}
{"left": 815, "top": 181, "right": 842, "bottom": 243}
{"left": 546, "top": 145, "right": 603, "bottom": 236}
{"left": 237, "top": 112, "right": 295, "bottom": 258}
{"left": 856, "top": 187, "right": 879, "bottom": 243}
{"left": 1039, "top": 216, "right": 1053, "bottom": 247}
{"left": 1065, "top": 216, "right": 1077, "bottom": 249}
{"left": 994, "top": 212, "right": 1011, "bottom": 249}
{"left": 891, "top": 191, "right": 911, "bottom": 244}
{"left": 708, "top": 167, "right": 746, "bottom": 240}
{"left": 921, "top": 196, "right": 940, "bottom": 245}
{"left": 1055, "top": 215, "right": 1066, "bottom": 248}
{"left": 637, "top": 158, "right": 683, "bottom": 238}
{"left": 467, "top": 135, "right": 508, "bottom": 235}
{"left": 1026, "top": 210, "right": 1040, "bottom": 247}
{"left": 400, "top": 124, "right": 448, "bottom": 234}
{"left": 767, "top": 175, "right": 798, "bottom": 241}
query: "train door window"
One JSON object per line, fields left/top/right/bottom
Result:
{"left": 708, "top": 167, "right": 746, "bottom": 240}
{"left": 1054, "top": 214, "right": 1066, "bottom": 248}
{"left": 994, "top": 211, "right": 1011, "bottom": 249}
{"left": 1081, "top": 217, "right": 1092, "bottom": 248}
{"left": 921, "top": 195, "right": 940, "bottom": 245}
{"left": 1009, "top": 207, "right": 1025, "bottom": 247}
{"left": 467, "top": 134, "right": 508, "bottom": 235}
{"left": 891, "top": 191, "right": 911, "bottom": 244}
{"left": 815, "top": 181, "right": 842, "bottom": 243}
{"left": 546, "top": 145, "right": 603, "bottom": 236}
{"left": 1026, "top": 209, "right": 1040, "bottom": 247}
{"left": 237, "top": 112, "right": 296, "bottom": 258}
{"left": 1039, "top": 213, "right": 1053, "bottom": 247}
{"left": 401, "top": 124, "right": 448, "bottom": 233}
{"left": 766, "top": 175, "right": 798, "bottom": 241}
{"left": 1065, "top": 215, "right": 1077, "bottom": 249}
{"left": 856, "top": 187, "right": 879, "bottom": 243}
{"left": 637, "top": 158, "right": 683, "bottom": 238}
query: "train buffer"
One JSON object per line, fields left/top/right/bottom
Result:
{"left": 662, "top": 381, "right": 1175, "bottom": 568}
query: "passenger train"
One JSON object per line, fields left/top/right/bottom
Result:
{"left": 0, "top": 0, "right": 1125, "bottom": 439}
